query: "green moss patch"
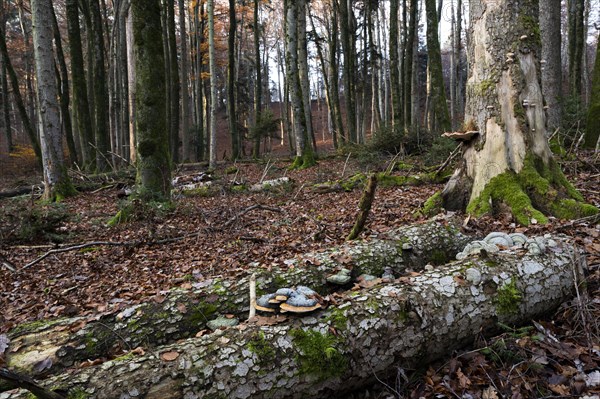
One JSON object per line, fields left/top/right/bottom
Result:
{"left": 495, "top": 278, "right": 522, "bottom": 316}
{"left": 290, "top": 328, "right": 347, "bottom": 380}
{"left": 247, "top": 332, "right": 276, "bottom": 364}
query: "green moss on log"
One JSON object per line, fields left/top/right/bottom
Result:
{"left": 290, "top": 328, "right": 347, "bottom": 380}
{"left": 495, "top": 278, "right": 522, "bottom": 316}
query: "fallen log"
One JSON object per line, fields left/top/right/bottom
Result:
{"left": 0, "top": 234, "right": 582, "bottom": 398}
{"left": 3, "top": 219, "right": 470, "bottom": 380}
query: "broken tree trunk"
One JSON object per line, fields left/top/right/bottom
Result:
{"left": 0, "top": 235, "right": 582, "bottom": 398}
{"left": 3, "top": 219, "right": 471, "bottom": 380}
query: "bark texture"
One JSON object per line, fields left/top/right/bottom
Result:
{"left": 1, "top": 234, "right": 582, "bottom": 399}
{"left": 31, "top": 0, "right": 74, "bottom": 200}
{"left": 539, "top": 0, "right": 562, "bottom": 131}
{"left": 585, "top": 35, "right": 600, "bottom": 149}
{"left": 3, "top": 220, "right": 470, "bottom": 380}
{"left": 441, "top": 0, "right": 598, "bottom": 224}
{"left": 132, "top": 0, "right": 171, "bottom": 200}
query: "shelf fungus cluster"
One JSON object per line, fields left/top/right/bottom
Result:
{"left": 456, "top": 231, "right": 558, "bottom": 260}
{"left": 254, "top": 286, "right": 324, "bottom": 314}
{"left": 441, "top": 130, "right": 480, "bottom": 142}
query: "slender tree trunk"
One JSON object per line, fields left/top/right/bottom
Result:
{"left": 297, "top": 0, "right": 316, "bottom": 152}
{"left": 539, "top": 0, "right": 562, "bottom": 131}
{"left": 424, "top": 0, "right": 450, "bottom": 134}
{"left": 585, "top": 33, "right": 600, "bottom": 149}
{"left": 208, "top": 0, "right": 217, "bottom": 169}
{"left": 0, "top": 24, "right": 41, "bottom": 162}
{"left": 178, "top": 0, "right": 190, "bottom": 162}
{"left": 132, "top": 0, "right": 171, "bottom": 201}
{"left": 125, "top": 8, "right": 136, "bottom": 163}
{"left": 227, "top": 0, "right": 238, "bottom": 159}
{"left": 327, "top": 7, "right": 345, "bottom": 145}
{"left": 89, "top": 0, "right": 111, "bottom": 171}
{"left": 404, "top": 0, "right": 418, "bottom": 132}
{"left": 66, "top": 0, "right": 94, "bottom": 168}
{"left": 389, "top": 0, "right": 402, "bottom": 130}
{"left": 567, "top": 0, "right": 584, "bottom": 98}
{"left": 51, "top": 4, "right": 78, "bottom": 165}
{"left": 166, "top": 0, "right": 180, "bottom": 164}
{"left": 252, "top": 0, "right": 262, "bottom": 157}
{"left": 32, "top": 0, "right": 74, "bottom": 200}
{"left": 338, "top": 0, "right": 356, "bottom": 143}
{"left": 0, "top": 1, "right": 13, "bottom": 153}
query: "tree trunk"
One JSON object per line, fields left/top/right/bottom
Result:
{"left": 286, "top": 0, "right": 314, "bottom": 169}
{"left": 424, "top": 0, "right": 450, "bottom": 135}
{"left": 227, "top": 0, "right": 240, "bottom": 160}
{"left": 389, "top": 0, "right": 402, "bottom": 130}
{"left": 539, "top": 0, "right": 562, "bottom": 132}
{"left": 3, "top": 219, "right": 471, "bottom": 379}
{"left": 567, "top": 0, "right": 584, "bottom": 98}
{"left": 0, "top": 23, "right": 41, "bottom": 162}
{"left": 32, "top": 0, "right": 74, "bottom": 201}
{"left": 125, "top": 8, "right": 136, "bottom": 164}
{"left": 586, "top": 34, "right": 600, "bottom": 149}
{"left": 1, "top": 234, "right": 583, "bottom": 398}
{"left": 89, "top": 0, "right": 111, "bottom": 172}
{"left": 51, "top": 4, "right": 78, "bottom": 166}
{"left": 132, "top": 0, "right": 171, "bottom": 201}
{"left": 441, "top": 0, "right": 598, "bottom": 224}
{"left": 166, "top": 0, "right": 180, "bottom": 164}
{"left": 338, "top": 0, "right": 356, "bottom": 143}
{"left": 207, "top": 0, "right": 217, "bottom": 169}
{"left": 178, "top": 0, "right": 191, "bottom": 162}
{"left": 403, "top": 0, "right": 418, "bottom": 133}
{"left": 0, "top": 7, "right": 12, "bottom": 153}
{"left": 251, "top": 0, "right": 262, "bottom": 158}
{"left": 297, "top": 0, "right": 315, "bottom": 153}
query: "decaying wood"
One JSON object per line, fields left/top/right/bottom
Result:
{"left": 0, "top": 234, "right": 582, "bottom": 399}
{"left": 2, "top": 219, "right": 470, "bottom": 380}
{"left": 347, "top": 173, "right": 378, "bottom": 240}
{"left": 0, "top": 369, "right": 65, "bottom": 399}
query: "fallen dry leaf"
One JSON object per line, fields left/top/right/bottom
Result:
{"left": 160, "top": 351, "right": 180, "bottom": 361}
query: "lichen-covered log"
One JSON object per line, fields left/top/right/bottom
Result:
{"left": 0, "top": 236, "right": 582, "bottom": 399}
{"left": 3, "top": 219, "right": 470, "bottom": 380}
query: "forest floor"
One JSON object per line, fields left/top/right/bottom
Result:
{"left": 0, "top": 148, "right": 599, "bottom": 398}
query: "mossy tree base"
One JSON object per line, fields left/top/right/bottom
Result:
{"left": 0, "top": 236, "right": 583, "bottom": 398}
{"left": 289, "top": 151, "right": 317, "bottom": 170}
{"left": 465, "top": 155, "right": 598, "bottom": 225}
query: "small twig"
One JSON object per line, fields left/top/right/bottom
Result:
{"left": 341, "top": 152, "right": 351, "bottom": 179}
{"left": 21, "top": 241, "right": 137, "bottom": 271}
{"left": 259, "top": 160, "right": 272, "bottom": 183}
{"left": 0, "top": 368, "right": 66, "bottom": 399}
{"left": 248, "top": 273, "right": 256, "bottom": 320}
{"left": 554, "top": 213, "right": 600, "bottom": 231}
{"left": 435, "top": 144, "right": 462, "bottom": 176}
{"left": 222, "top": 204, "right": 282, "bottom": 229}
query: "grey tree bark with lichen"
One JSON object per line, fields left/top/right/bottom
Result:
{"left": 441, "top": 0, "right": 598, "bottom": 225}
{"left": 31, "top": 0, "right": 75, "bottom": 201}
{"left": 132, "top": 0, "right": 171, "bottom": 201}
{"left": 1, "top": 235, "right": 583, "bottom": 398}
{"left": 2, "top": 220, "right": 470, "bottom": 381}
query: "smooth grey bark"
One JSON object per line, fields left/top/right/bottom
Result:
{"left": 297, "top": 0, "right": 315, "bottom": 152}
{"left": 1, "top": 234, "right": 582, "bottom": 398}
{"left": 539, "top": 0, "right": 562, "bottom": 131}
{"left": 126, "top": 8, "right": 136, "bottom": 164}
{"left": 166, "top": 0, "right": 180, "bottom": 164}
{"left": 389, "top": 0, "right": 402, "bottom": 130}
{"left": 0, "top": 0, "right": 13, "bottom": 153}
{"left": 32, "top": 0, "right": 73, "bottom": 200}
{"left": 3, "top": 220, "right": 470, "bottom": 379}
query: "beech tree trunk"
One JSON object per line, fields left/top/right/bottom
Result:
{"left": 1, "top": 234, "right": 583, "bottom": 399}
{"left": 441, "top": 0, "right": 598, "bottom": 224}
{"left": 31, "top": 0, "right": 74, "bottom": 200}
{"left": 3, "top": 220, "right": 470, "bottom": 380}
{"left": 207, "top": 0, "right": 217, "bottom": 169}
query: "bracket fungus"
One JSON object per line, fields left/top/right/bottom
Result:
{"left": 254, "top": 286, "right": 323, "bottom": 314}
{"left": 441, "top": 131, "right": 480, "bottom": 142}
{"left": 326, "top": 268, "right": 352, "bottom": 285}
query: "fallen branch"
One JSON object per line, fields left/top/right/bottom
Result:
{"left": 347, "top": 173, "right": 378, "bottom": 240}
{"left": 0, "top": 369, "right": 65, "bottom": 399}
